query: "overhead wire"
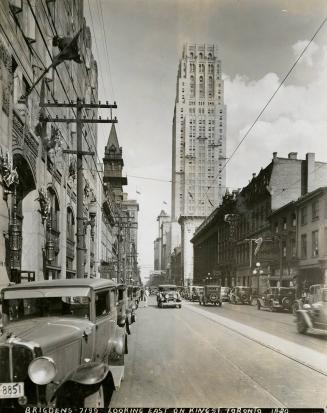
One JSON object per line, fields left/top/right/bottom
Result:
{"left": 200, "top": 15, "right": 327, "bottom": 207}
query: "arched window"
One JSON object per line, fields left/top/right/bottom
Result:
{"left": 199, "top": 75, "right": 205, "bottom": 98}
{"left": 67, "top": 207, "right": 75, "bottom": 242}
{"left": 199, "top": 52, "right": 203, "bottom": 59}
{"left": 190, "top": 63, "right": 195, "bottom": 72}
{"left": 190, "top": 52, "right": 194, "bottom": 58}
{"left": 208, "top": 64, "right": 213, "bottom": 74}
{"left": 47, "top": 187, "right": 60, "bottom": 232}
{"left": 199, "top": 64, "right": 205, "bottom": 73}
{"left": 208, "top": 52, "right": 212, "bottom": 59}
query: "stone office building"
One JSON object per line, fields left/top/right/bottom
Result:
{"left": 0, "top": 0, "right": 100, "bottom": 285}
{"left": 191, "top": 152, "right": 327, "bottom": 290}
{"left": 171, "top": 43, "right": 227, "bottom": 286}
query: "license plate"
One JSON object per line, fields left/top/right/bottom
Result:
{"left": 0, "top": 382, "right": 24, "bottom": 399}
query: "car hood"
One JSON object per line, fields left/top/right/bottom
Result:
{"left": 0, "top": 317, "right": 94, "bottom": 352}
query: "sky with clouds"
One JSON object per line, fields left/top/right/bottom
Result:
{"left": 85, "top": 0, "right": 327, "bottom": 279}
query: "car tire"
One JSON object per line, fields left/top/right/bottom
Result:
{"left": 199, "top": 300, "right": 202, "bottom": 305}
{"left": 83, "top": 385, "right": 105, "bottom": 407}
{"left": 218, "top": 301, "right": 222, "bottom": 307}
{"left": 297, "top": 314, "right": 308, "bottom": 334}
{"left": 257, "top": 300, "right": 261, "bottom": 310}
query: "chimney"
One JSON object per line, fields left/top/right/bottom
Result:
{"left": 273, "top": 152, "right": 278, "bottom": 160}
{"left": 288, "top": 152, "right": 298, "bottom": 160}
{"left": 306, "top": 153, "right": 315, "bottom": 193}
{"left": 252, "top": 173, "right": 256, "bottom": 179}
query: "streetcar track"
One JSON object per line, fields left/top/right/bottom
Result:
{"left": 184, "top": 302, "right": 327, "bottom": 378}
{"left": 187, "top": 301, "right": 294, "bottom": 327}
{"left": 173, "top": 311, "right": 287, "bottom": 407}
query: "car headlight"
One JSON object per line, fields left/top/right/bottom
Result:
{"left": 165, "top": 294, "right": 169, "bottom": 299}
{"left": 28, "top": 357, "right": 56, "bottom": 385}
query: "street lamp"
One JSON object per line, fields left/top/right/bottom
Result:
{"left": 252, "top": 262, "right": 264, "bottom": 295}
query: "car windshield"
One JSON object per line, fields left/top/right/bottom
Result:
{"left": 159, "top": 286, "right": 177, "bottom": 292}
{"left": 4, "top": 296, "right": 90, "bottom": 322}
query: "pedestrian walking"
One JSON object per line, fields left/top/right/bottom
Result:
{"left": 144, "top": 288, "right": 150, "bottom": 307}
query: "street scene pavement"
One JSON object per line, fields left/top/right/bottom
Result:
{"left": 111, "top": 296, "right": 327, "bottom": 408}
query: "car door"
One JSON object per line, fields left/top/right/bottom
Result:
{"left": 94, "top": 288, "right": 115, "bottom": 362}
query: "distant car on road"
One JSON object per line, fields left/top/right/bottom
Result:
{"left": 229, "top": 286, "right": 252, "bottom": 305}
{"left": 257, "top": 287, "right": 295, "bottom": 312}
{"left": 296, "top": 286, "right": 327, "bottom": 334}
{"left": 157, "top": 285, "right": 182, "bottom": 308}
{"left": 190, "top": 286, "right": 204, "bottom": 302}
{"left": 199, "top": 285, "right": 222, "bottom": 306}
{"left": 0, "top": 278, "right": 127, "bottom": 408}
{"left": 220, "top": 286, "right": 230, "bottom": 302}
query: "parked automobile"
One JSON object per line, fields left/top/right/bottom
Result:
{"left": 190, "top": 286, "right": 204, "bottom": 302}
{"left": 229, "top": 286, "right": 252, "bottom": 305}
{"left": 257, "top": 287, "right": 295, "bottom": 312}
{"left": 220, "top": 286, "right": 230, "bottom": 302}
{"left": 0, "top": 278, "right": 127, "bottom": 409}
{"left": 292, "top": 284, "right": 325, "bottom": 314}
{"left": 117, "top": 284, "right": 136, "bottom": 334}
{"left": 157, "top": 285, "right": 182, "bottom": 308}
{"left": 296, "top": 286, "right": 327, "bottom": 334}
{"left": 199, "top": 285, "right": 222, "bottom": 306}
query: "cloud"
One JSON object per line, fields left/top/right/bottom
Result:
{"left": 223, "top": 42, "right": 327, "bottom": 189}
{"left": 292, "top": 40, "right": 319, "bottom": 66}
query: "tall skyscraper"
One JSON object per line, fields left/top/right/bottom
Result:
{"left": 171, "top": 44, "right": 227, "bottom": 285}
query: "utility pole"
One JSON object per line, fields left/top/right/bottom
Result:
{"left": 40, "top": 99, "right": 117, "bottom": 278}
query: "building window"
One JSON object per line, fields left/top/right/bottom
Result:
{"left": 282, "top": 217, "right": 287, "bottom": 230}
{"left": 291, "top": 213, "right": 296, "bottom": 227}
{"left": 199, "top": 75, "right": 205, "bottom": 98}
{"left": 301, "top": 234, "right": 307, "bottom": 259}
{"left": 290, "top": 238, "right": 296, "bottom": 257}
{"left": 190, "top": 75, "right": 195, "bottom": 98}
{"left": 274, "top": 222, "right": 279, "bottom": 233}
{"left": 300, "top": 207, "right": 307, "bottom": 226}
{"left": 208, "top": 76, "right": 214, "bottom": 98}
{"left": 312, "top": 230, "right": 319, "bottom": 257}
{"left": 312, "top": 199, "right": 319, "bottom": 221}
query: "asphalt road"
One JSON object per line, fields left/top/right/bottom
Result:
{"left": 110, "top": 296, "right": 327, "bottom": 408}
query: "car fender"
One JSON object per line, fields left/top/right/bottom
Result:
{"left": 51, "top": 363, "right": 115, "bottom": 402}
{"left": 297, "top": 310, "right": 313, "bottom": 328}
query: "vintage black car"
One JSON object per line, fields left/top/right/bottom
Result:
{"left": 199, "top": 285, "right": 222, "bottom": 306}
{"left": 157, "top": 285, "right": 182, "bottom": 308}
{"left": 229, "top": 286, "right": 252, "bottom": 305}
{"left": 296, "top": 286, "right": 327, "bottom": 334}
{"left": 220, "top": 287, "right": 230, "bottom": 302}
{"left": 0, "top": 278, "right": 127, "bottom": 409}
{"left": 257, "top": 287, "right": 296, "bottom": 312}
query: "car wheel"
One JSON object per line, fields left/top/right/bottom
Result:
{"left": 257, "top": 300, "right": 261, "bottom": 310}
{"left": 199, "top": 300, "right": 202, "bottom": 305}
{"left": 84, "top": 385, "right": 104, "bottom": 407}
{"left": 218, "top": 301, "right": 222, "bottom": 307}
{"left": 297, "top": 314, "right": 308, "bottom": 334}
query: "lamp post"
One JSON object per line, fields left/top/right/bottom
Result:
{"left": 252, "top": 262, "right": 264, "bottom": 296}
